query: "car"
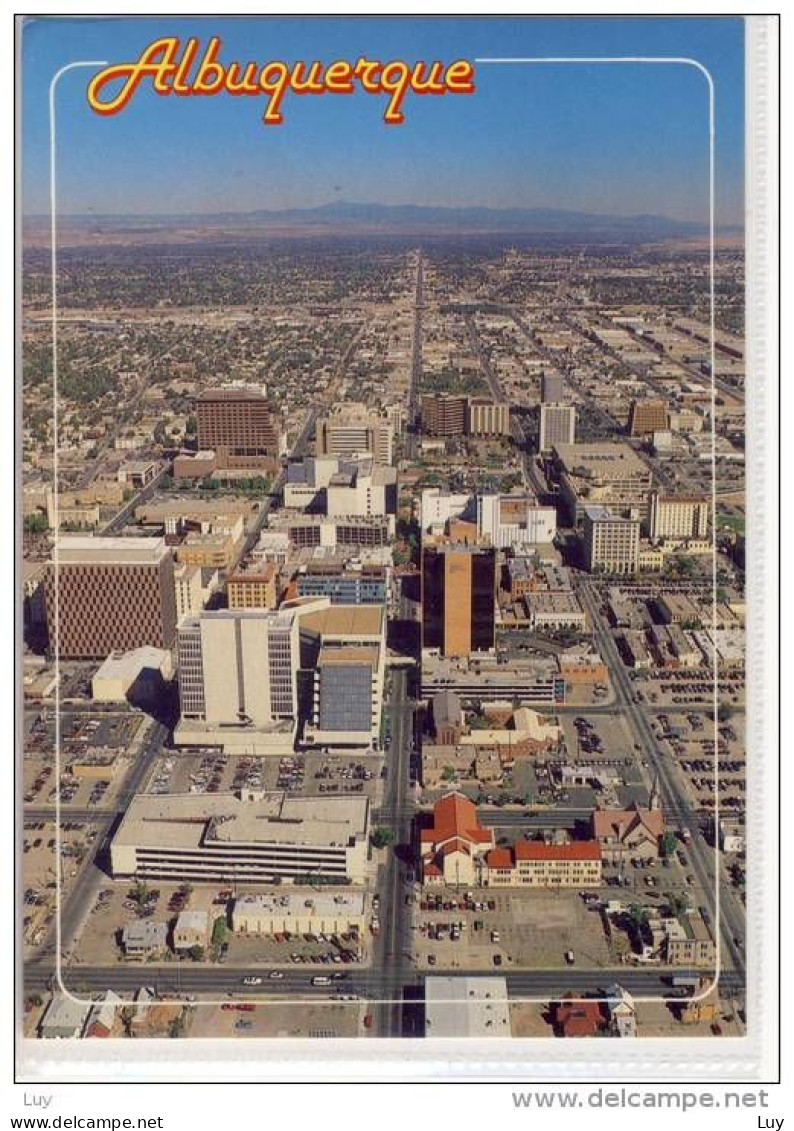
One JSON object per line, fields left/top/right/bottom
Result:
{"left": 492, "top": 954, "right": 503, "bottom": 966}
{"left": 268, "top": 971, "right": 284, "bottom": 980}
{"left": 242, "top": 976, "right": 263, "bottom": 986}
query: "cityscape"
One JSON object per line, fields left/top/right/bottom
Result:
{"left": 20, "top": 16, "right": 747, "bottom": 1047}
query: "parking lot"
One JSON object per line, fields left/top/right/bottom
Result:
{"left": 145, "top": 750, "right": 384, "bottom": 805}
{"left": 73, "top": 880, "right": 374, "bottom": 969}
{"left": 188, "top": 998, "right": 364, "bottom": 1039}
{"left": 411, "top": 887, "right": 613, "bottom": 971}
{"left": 650, "top": 711, "right": 746, "bottom": 816}
{"left": 22, "top": 818, "right": 101, "bottom": 951}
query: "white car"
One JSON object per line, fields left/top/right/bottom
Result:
{"left": 242, "top": 976, "right": 263, "bottom": 986}
{"left": 268, "top": 971, "right": 284, "bottom": 980}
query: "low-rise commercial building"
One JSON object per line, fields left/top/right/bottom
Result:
{"left": 424, "top": 977, "right": 511, "bottom": 1038}
{"left": 111, "top": 791, "right": 371, "bottom": 886}
{"left": 173, "top": 910, "right": 210, "bottom": 952}
{"left": 121, "top": 920, "right": 169, "bottom": 959}
{"left": 232, "top": 892, "right": 366, "bottom": 936}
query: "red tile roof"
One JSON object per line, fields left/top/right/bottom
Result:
{"left": 486, "top": 847, "right": 513, "bottom": 869}
{"left": 555, "top": 998, "right": 604, "bottom": 1038}
{"left": 515, "top": 840, "right": 602, "bottom": 862}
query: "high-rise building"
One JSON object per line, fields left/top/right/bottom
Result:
{"left": 538, "top": 403, "right": 576, "bottom": 452}
{"left": 315, "top": 404, "right": 393, "bottom": 464}
{"left": 582, "top": 506, "right": 640, "bottom": 575}
{"left": 466, "top": 398, "right": 511, "bottom": 437}
{"left": 420, "top": 393, "right": 468, "bottom": 437}
{"left": 196, "top": 388, "right": 282, "bottom": 468}
{"left": 44, "top": 537, "right": 177, "bottom": 659}
{"left": 176, "top": 608, "right": 300, "bottom": 733}
{"left": 647, "top": 492, "right": 710, "bottom": 541}
{"left": 628, "top": 399, "right": 669, "bottom": 436}
{"left": 541, "top": 373, "right": 565, "bottom": 403}
{"left": 421, "top": 544, "right": 496, "bottom": 657}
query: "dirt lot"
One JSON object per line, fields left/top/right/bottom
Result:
{"left": 187, "top": 999, "right": 364, "bottom": 1038}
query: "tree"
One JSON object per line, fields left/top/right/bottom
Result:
{"left": 627, "top": 904, "right": 649, "bottom": 932}
{"left": 188, "top": 945, "right": 205, "bottom": 962}
{"left": 23, "top": 513, "right": 49, "bottom": 534}
{"left": 371, "top": 827, "right": 394, "bottom": 849}
{"left": 666, "top": 893, "right": 689, "bottom": 919}
{"left": 660, "top": 831, "right": 679, "bottom": 858}
{"left": 441, "top": 766, "right": 457, "bottom": 782}
{"left": 717, "top": 704, "right": 733, "bottom": 723}
{"left": 129, "top": 880, "right": 149, "bottom": 911}
{"left": 211, "top": 916, "right": 228, "bottom": 948}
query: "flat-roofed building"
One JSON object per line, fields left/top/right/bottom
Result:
{"left": 628, "top": 399, "right": 668, "bottom": 436}
{"left": 421, "top": 393, "right": 468, "bottom": 437}
{"left": 539, "top": 403, "right": 576, "bottom": 452}
{"left": 467, "top": 397, "right": 511, "bottom": 437}
{"left": 296, "top": 563, "right": 387, "bottom": 605}
{"left": 647, "top": 491, "right": 710, "bottom": 541}
{"left": 525, "top": 590, "right": 587, "bottom": 631}
{"left": 583, "top": 506, "right": 640, "bottom": 575}
{"left": 43, "top": 536, "right": 177, "bottom": 659}
{"left": 110, "top": 791, "right": 370, "bottom": 885}
{"left": 227, "top": 561, "right": 280, "bottom": 610}
{"left": 553, "top": 442, "right": 653, "bottom": 525}
{"left": 541, "top": 372, "right": 565, "bottom": 403}
{"left": 421, "top": 544, "right": 496, "bottom": 657}
{"left": 121, "top": 920, "right": 169, "bottom": 958}
{"left": 477, "top": 493, "right": 557, "bottom": 549}
{"left": 175, "top": 607, "right": 300, "bottom": 752}
{"left": 196, "top": 387, "right": 282, "bottom": 470}
{"left": 173, "top": 910, "right": 209, "bottom": 952}
{"left": 232, "top": 891, "right": 366, "bottom": 936}
{"left": 425, "top": 977, "right": 511, "bottom": 1038}
{"left": 315, "top": 404, "right": 393, "bottom": 465}
{"left": 306, "top": 644, "right": 383, "bottom": 750}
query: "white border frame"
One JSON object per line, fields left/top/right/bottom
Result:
{"left": 17, "top": 14, "right": 778, "bottom": 1081}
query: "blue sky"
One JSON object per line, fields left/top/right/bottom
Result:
{"left": 21, "top": 16, "right": 745, "bottom": 224}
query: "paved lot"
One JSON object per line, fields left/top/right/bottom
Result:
{"left": 413, "top": 888, "right": 613, "bottom": 971}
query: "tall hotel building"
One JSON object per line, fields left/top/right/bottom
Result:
{"left": 538, "top": 403, "right": 576, "bottom": 452}
{"left": 44, "top": 537, "right": 177, "bottom": 659}
{"left": 647, "top": 492, "right": 710, "bottom": 541}
{"left": 196, "top": 388, "right": 282, "bottom": 469}
{"left": 421, "top": 544, "right": 497, "bottom": 657}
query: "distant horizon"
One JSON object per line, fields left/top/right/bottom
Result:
{"left": 22, "top": 198, "right": 745, "bottom": 228}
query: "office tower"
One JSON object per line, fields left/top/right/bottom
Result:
{"left": 196, "top": 387, "right": 282, "bottom": 467}
{"left": 628, "top": 399, "right": 669, "bottom": 436}
{"left": 420, "top": 393, "right": 468, "bottom": 437}
{"left": 538, "top": 403, "right": 576, "bottom": 452}
{"left": 315, "top": 404, "right": 393, "bottom": 464}
{"left": 582, "top": 506, "right": 640, "bottom": 575}
{"left": 647, "top": 492, "right": 710, "bottom": 540}
{"left": 44, "top": 537, "right": 177, "bottom": 659}
{"left": 541, "top": 372, "right": 565, "bottom": 403}
{"left": 177, "top": 608, "right": 300, "bottom": 728}
{"left": 421, "top": 544, "right": 496, "bottom": 657}
{"left": 466, "top": 398, "right": 511, "bottom": 437}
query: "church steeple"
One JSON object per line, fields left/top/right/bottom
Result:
{"left": 648, "top": 771, "right": 662, "bottom": 811}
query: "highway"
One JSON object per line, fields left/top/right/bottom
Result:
{"left": 577, "top": 580, "right": 746, "bottom": 983}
